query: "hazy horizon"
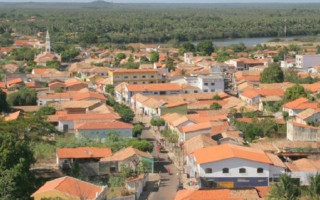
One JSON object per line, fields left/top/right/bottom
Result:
{"left": 1, "top": 0, "right": 320, "bottom": 3}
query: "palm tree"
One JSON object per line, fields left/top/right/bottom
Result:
{"left": 268, "top": 174, "right": 301, "bottom": 200}
{"left": 308, "top": 173, "right": 320, "bottom": 200}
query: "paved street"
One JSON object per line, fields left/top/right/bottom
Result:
{"left": 139, "top": 126, "right": 179, "bottom": 200}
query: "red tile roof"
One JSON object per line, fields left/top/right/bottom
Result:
{"left": 57, "top": 147, "right": 112, "bottom": 159}
{"left": 76, "top": 121, "right": 133, "bottom": 130}
{"left": 31, "top": 176, "right": 104, "bottom": 199}
{"left": 4, "top": 111, "right": 20, "bottom": 121}
{"left": 127, "top": 83, "right": 182, "bottom": 92}
{"left": 33, "top": 68, "right": 48, "bottom": 74}
{"left": 181, "top": 122, "right": 212, "bottom": 133}
{"left": 0, "top": 82, "right": 5, "bottom": 89}
{"left": 48, "top": 113, "right": 120, "bottom": 122}
{"left": 7, "top": 77, "right": 23, "bottom": 86}
{"left": 283, "top": 97, "right": 310, "bottom": 109}
{"left": 101, "top": 147, "right": 153, "bottom": 161}
{"left": 72, "top": 91, "right": 106, "bottom": 101}
{"left": 193, "top": 143, "right": 274, "bottom": 165}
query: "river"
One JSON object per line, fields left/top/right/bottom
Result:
{"left": 211, "top": 36, "right": 297, "bottom": 46}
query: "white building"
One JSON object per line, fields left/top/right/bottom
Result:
{"left": 76, "top": 121, "right": 133, "bottom": 141}
{"left": 187, "top": 144, "right": 285, "bottom": 188}
{"left": 296, "top": 54, "right": 320, "bottom": 69}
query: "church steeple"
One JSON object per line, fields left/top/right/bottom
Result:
{"left": 45, "top": 30, "right": 51, "bottom": 53}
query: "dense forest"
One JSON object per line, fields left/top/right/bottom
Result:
{"left": 1, "top": 2, "right": 320, "bottom": 45}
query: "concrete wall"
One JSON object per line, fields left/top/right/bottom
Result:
{"left": 287, "top": 121, "right": 320, "bottom": 141}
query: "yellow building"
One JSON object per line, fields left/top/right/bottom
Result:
{"left": 108, "top": 68, "right": 166, "bottom": 85}
{"left": 31, "top": 176, "right": 107, "bottom": 200}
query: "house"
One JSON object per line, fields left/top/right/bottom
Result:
{"left": 108, "top": 68, "right": 165, "bottom": 86}
{"left": 280, "top": 59, "right": 295, "bottom": 68}
{"left": 162, "top": 113, "right": 195, "bottom": 132}
{"left": 283, "top": 97, "right": 317, "bottom": 117}
{"left": 287, "top": 120, "right": 320, "bottom": 142}
{"left": 184, "top": 134, "right": 217, "bottom": 156}
{"left": 295, "top": 108, "right": 320, "bottom": 125}
{"left": 6, "top": 77, "right": 23, "bottom": 88}
{"left": 179, "top": 122, "right": 213, "bottom": 142}
{"left": 286, "top": 158, "right": 320, "bottom": 185}
{"left": 31, "top": 176, "right": 107, "bottom": 200}
{"left": 116, "top": 83, "right": 184, "bottom": 103}
{"left": 304, "top": 82, "right": 320, "bottom": 95}
{"left": 295, "top": 54, "right": 320, "bottom": 69}
{"left": 100, "top": 147, "right": 154, "bottom": 173}
{"left": 226, "top": 58, "right": 271, "bottom": 70}
{"left": 49, "top": 79, "right": 88, "bottom": 92}
{"left": 28, "top": 68, "right": 69, "bottom": 82}
{"left": 239, "top": 88, "right": 284, "bottom": 106}
{"left": 184, "top": 74, "right": 225, "bottom": 93}
{"left": 75, "top": 121, "right": 134, "bottom": 140}
{"left": 56, "top": 147, "right": 112, "bottom": 168}
{"left": 187, "top": 144, "right": 285, "bottom": 188}
{"left": 48, "top": 113, "right": 120, "bottom": 132}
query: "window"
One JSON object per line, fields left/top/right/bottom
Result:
{"left": 222, "top": 168, "right": 229, "bottom": 173}
{"left": 211, "top": 83, "right": 215, "bottom": 86}
{"left": 185, "top": 91, "right": 188, "bottom": 94}
{"left": 194, "top": 90, "right": 198, "bottom": 93}
{"left": 110, "top": 167, "right": 116, "bottom": 173}
{"left": 142, "top": 75, "right": 146, "bottom": 78}
{"left": 204, "top": 89, "right": 208, "bottom": 92}
{"left": 257, "top": 168, "right": 263, "bottom": 173}
{"left": 133, "top": 76, "right": 137, "bottom": 79}
{"left": 239, "top": 168, "right": 246, "bottom": 173}
{"left": 204, "top": 83, "right": 208, "bottom": 86}
{"left": 205, "top": 168, "right": 212, "bottom": 174}
{"left": 133, "top": 82, "right": 137, "bottom": 84}
{"left": 211, "top": 89, "right": 215, "bottom": 92}
{"left": 151, "top": 75, "right": 155, "bottom": 78}
{"left": 124, "top": 76, "right": 128, "bottom": 79}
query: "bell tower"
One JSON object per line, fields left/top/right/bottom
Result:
{"left": 45, "top": 30, "right": 51, "bottom": 53}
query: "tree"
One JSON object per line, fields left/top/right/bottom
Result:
{"left": 78, "top": 32, "right": 98, "bottom": 47}
{"left": 6, "top": 87, "right": 37, "bottom": 106}
{"left": 37, "top": 106, "right": 56, "bottom": 116}
{"left": 268, "top": 174, "right": 301, "bottom": 200}
{"left": 197, "top": 41, "right": 214, "bottom": 56}
{"left": 212, "top": 94, "right": 221, "bottom": 100}
{"left": 210, "top": 102, "right": 222, "bottom": 110}
{"left": 46, "top": 59, "right": 60, "bottom": 70}
{"left": 0, "top": 88, "right": 8, "bottom": 113}
{"left": 105, "top": 84, "right": 114, "bottom": 95}
{"left": 0, "top": 132, "right": 36, "bottom": 199}
{"left": 133, "top": 124, "right": 143, "bottom": 137}
{"left": 165, "top": 56, "right": 175, "bottom": 72}
{"left": 150, "top": 51, "right": 159, "bottom": 63}
{"left": 150, "top": 118, "right": 165, "bottom": 131}
{"left": 114, "top": 104, "right": 135, "bottom": 123}
{"left": 260, "top": 63, "right": 284, "bottom": 83}
{"left": 308, "top": 173, "right": 320, "bottom": 200}
{"left": 127, "top": 138, "right": 153, "bottom": 152}
{"left": 284, "top": 84, "right": 308, "bottom": 102}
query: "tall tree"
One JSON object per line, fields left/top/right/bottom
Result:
{"left": 197, "top": 41, "right": 214, "bottom": 56}
{"left": 308, "top": 173, "right": 320, "bottom": 200}
{"left": 268, "top": 174, "right": 301, "bottom": 200}
{"left": 0, "top": 88, "right": 8, "bottom": 113}
{"left": 284, "top": 84, "right": 308, "bottom": 102}
{"left": 260, "top": 63, "right": 284, "bottom": 83}
{"left": 0, "top": 132, "right": 36, "bottom": 200}
{"left": 150, "top": 51, "right": 159, "bottom": 63}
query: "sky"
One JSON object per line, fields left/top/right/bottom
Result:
{"left": 1, "top": 0, "right": 320, "bottom": 3}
